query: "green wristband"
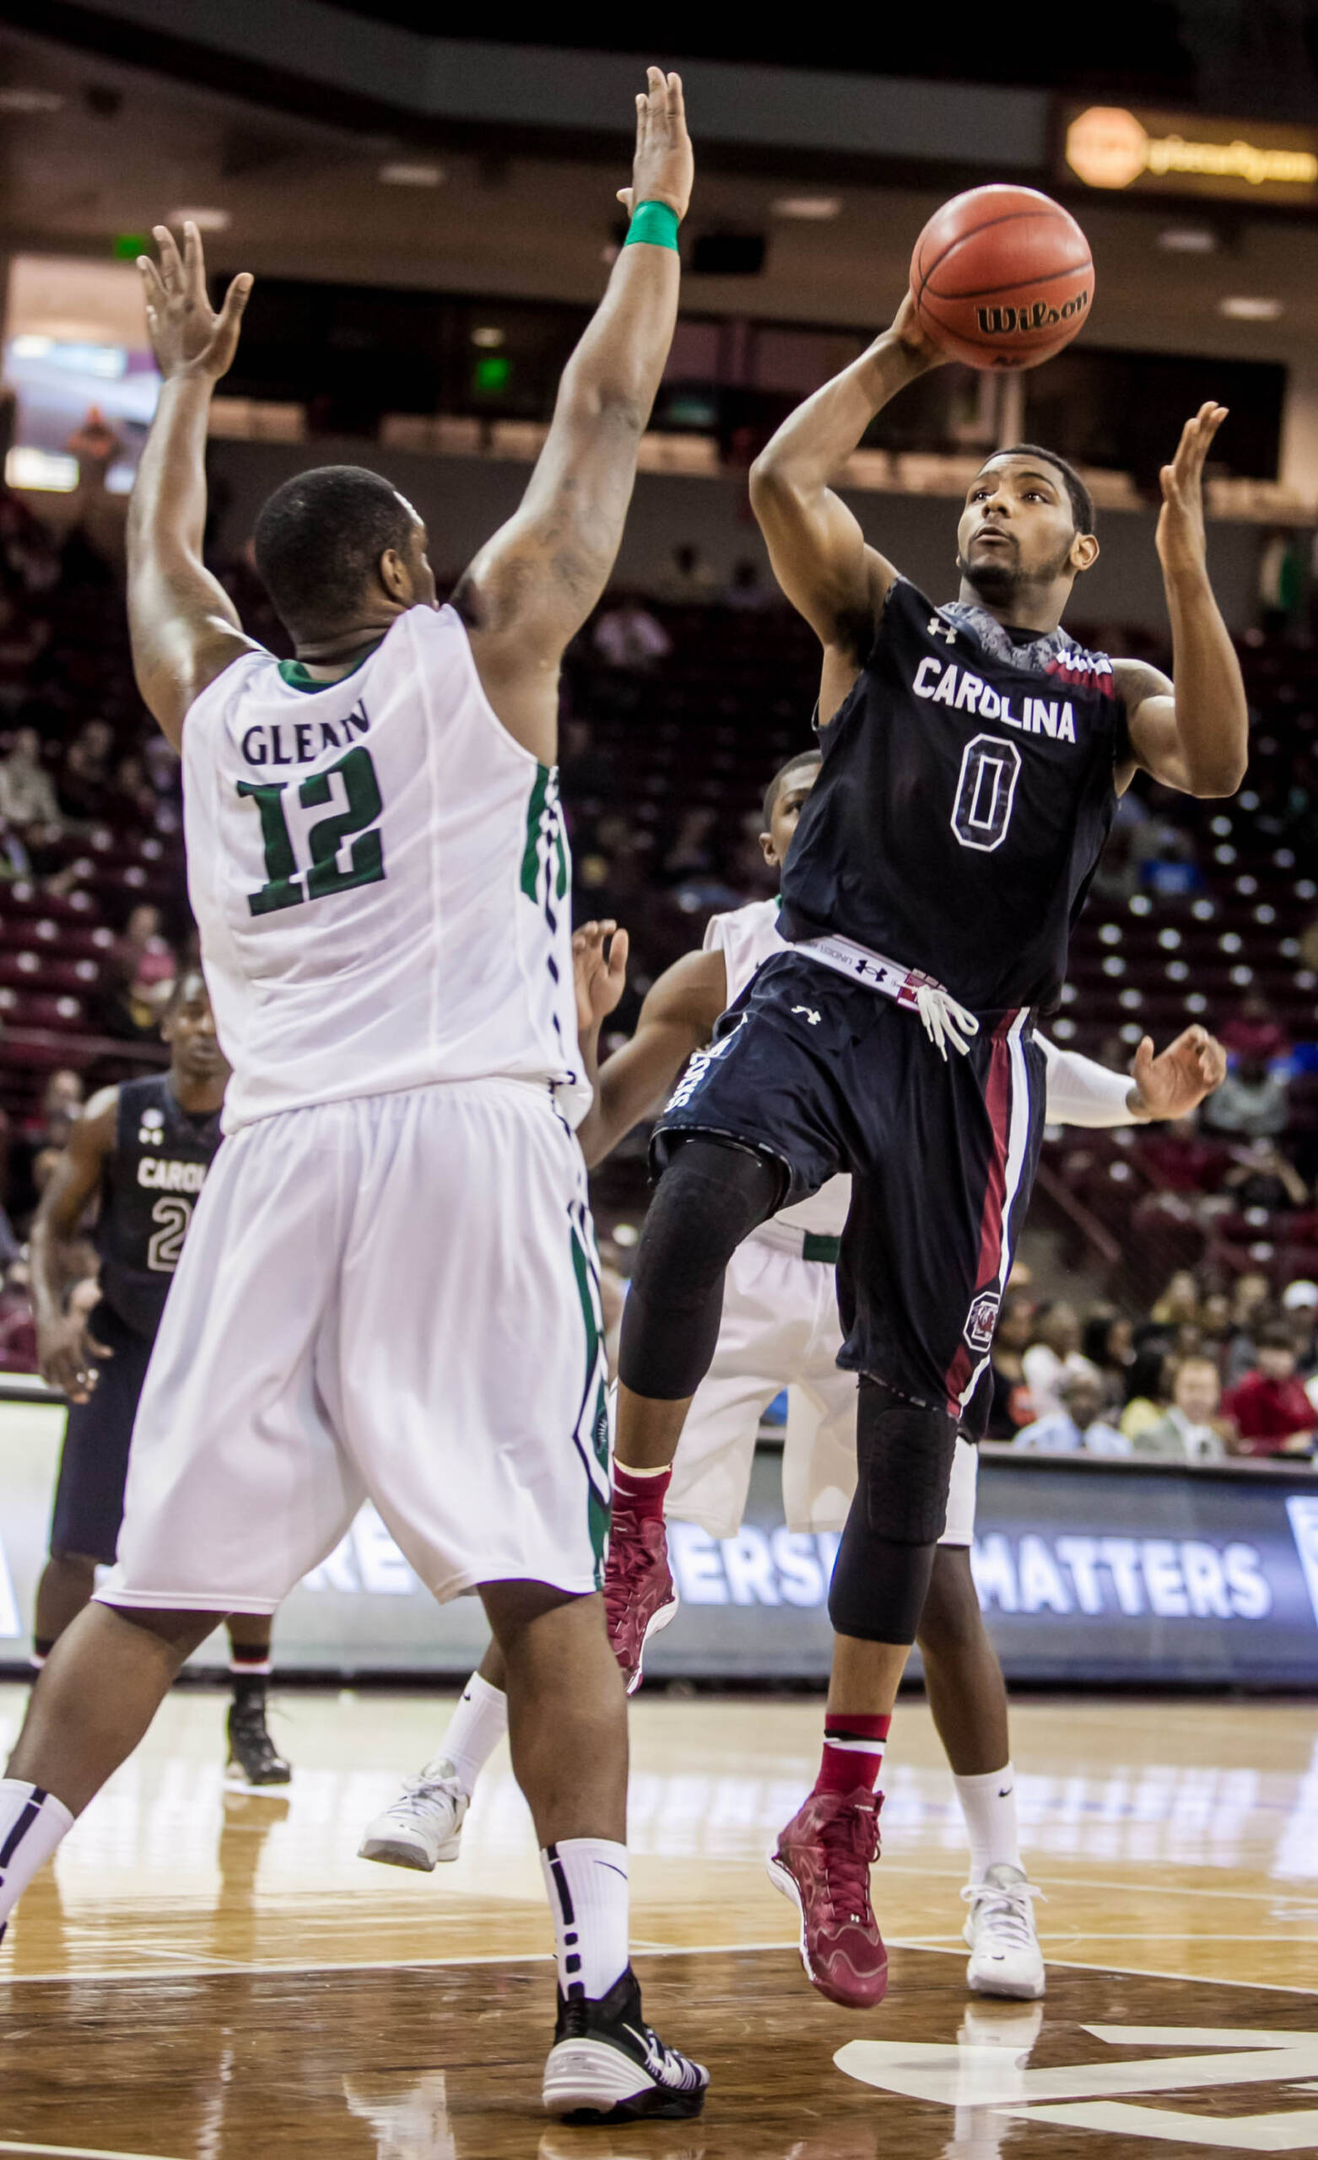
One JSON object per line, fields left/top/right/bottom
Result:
{"left": 625, "top": 200, "right": 680, "bottom": 252}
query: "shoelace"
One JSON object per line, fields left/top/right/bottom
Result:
{"left": 962, "top": 1876, "right": 1045, "bottom": 1949}
{"left": 393, "top": 1764, "right": 459, "bottom": 1816}
{"left": 819, "top": 1801, "right": 880, "bottom": 1924}
{"left": 915, "top": 983, "right": 980, "bottom": 1062}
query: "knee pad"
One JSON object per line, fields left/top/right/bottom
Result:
{"left": 618, "top": 1136, "right": 783, "bottom": 1401}
{"left": 828, "top": 1379, "right": 959, "bottom": 1644}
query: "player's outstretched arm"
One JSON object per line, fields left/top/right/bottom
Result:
{"left": 749, "top": 294, "right": 944, "bottom": 663}
{"left": 30, "top": 1087, "right": 117, "bottom": 1402}
{"left": 1039, "top": 1025, "right": 1226, "bottom": 1128}
{"left": 457, "top": 69, "right": 692, "bottom": 764}
{"left": 128, "top": 222, "right": 261, "bottom": 749}
{"left": 574, "top": 944, "right": 728, "bottom": 1169}
{"left": 1116, "top": 403, "right": 1248, "bottom": 799}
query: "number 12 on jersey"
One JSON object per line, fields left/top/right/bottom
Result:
{"left": 238, "top": 746, "right": 386, "bottom": 916}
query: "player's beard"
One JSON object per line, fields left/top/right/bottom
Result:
{"left": 957, "top": 532, "right": 1074, "bottom": 610}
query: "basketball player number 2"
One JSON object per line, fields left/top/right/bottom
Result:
{"left": 238, "top": 746, "right": 385, "bottom": 917}
{"left": 951, "top": 734, "right": 1022, "bottom": 854}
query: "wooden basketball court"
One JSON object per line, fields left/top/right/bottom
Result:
{"left": 1, "top": 1683, "right": 1314, "bottom": 2155}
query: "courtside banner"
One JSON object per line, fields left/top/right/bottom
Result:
{"left": 0, "top": 1395, "right": 1315, "bottom": 1684}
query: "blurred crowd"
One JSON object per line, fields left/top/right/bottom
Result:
{"left": 987, "top": 1266, "right": 1318, "bottom": 1464}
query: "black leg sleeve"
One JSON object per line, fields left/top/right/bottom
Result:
{"left": 617, "top": 1136, "right": 784, "bottom": 1401}
{"left": 828, "top": 1377, "right": 959, "bottom": 1645}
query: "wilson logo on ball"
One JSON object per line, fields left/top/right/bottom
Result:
{"left": 977, "top": 291, "right": 1090, "bottom": 337}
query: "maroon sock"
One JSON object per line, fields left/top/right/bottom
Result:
{"left": 613, "top": 1461, "right": 672, "bottom": 1526}
{"left": 814, "top": 1712, "right": 890, "bottom": 1799}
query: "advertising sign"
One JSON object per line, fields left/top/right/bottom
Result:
{"left": 2, "top": 1396, "right": 1316, "bottom": 1686}
{"left": 1059, "top": 104, "right": 1318, "bottom": 207}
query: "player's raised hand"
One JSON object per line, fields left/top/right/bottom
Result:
{"left": 890, "top": 290, "right": 950, "bottom": 373}
{"left": 1129, "top": 1024, "right": 1228, "bottom": 1121}
{"left": 1155, "top": 401, "right": 1227, "bottom": 579}
{"left": 138, "top": 222, "right": 253, "bottom": 384}
{"left": 617, "top": 69, "right": 693, "bottom": 223}
{"left": 573, "top": 919, "right": 630, "bottom": 1032}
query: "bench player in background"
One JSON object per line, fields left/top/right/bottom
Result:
{"left": 360, "top": 749, "right": 1226, "bottom": 2003}
{"left": 603, "top": 284, "right": 1247, "bottom": 2009}
{"left": 29, "top": 970, "right": 291, "bottom": 1790}
{"left": 0, "top": 71, "right": 708, "bottom": 2126}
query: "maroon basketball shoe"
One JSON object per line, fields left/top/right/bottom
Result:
{"left": 603, "top": 1513, "right": 678, "bottom": 1694}
{"left": 766, "top": 1787, "right": 887, "bottom": 2009}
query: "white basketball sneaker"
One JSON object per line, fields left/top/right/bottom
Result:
{"left": 358, "top": 1756, "right": 469, "bottom": 1871}
{"left": 962, "top": 1863, "right": 1046, "bottom": 2000}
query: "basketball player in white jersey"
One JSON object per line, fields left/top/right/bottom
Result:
{"left": 360, "top": 749, "right": 1226, "bottom": 2002}
{"left": 0, "top": 73, "right": 708, "bottom": 2125}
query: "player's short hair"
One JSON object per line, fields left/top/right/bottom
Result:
{"left": 253, "top": 465, "right": 417, "bottom": 632}
{"left": 163, "top": 966, "right": 207, "bottom": 1019}
{"left": 990, "top": 444, "right": 1095, "bottom": 537}
{"left": 761, "top": 749, "right": 822, "bottom": 832}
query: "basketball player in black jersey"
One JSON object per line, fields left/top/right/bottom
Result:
{"left": 605, "top": 289, "right": 1248, "bottom": 2009}
{"left": 29, "top": 970, "right": 291, "bottom": 1789}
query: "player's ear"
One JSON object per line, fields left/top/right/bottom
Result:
{"left": 758, "top": 829, "right": 777, "bottom": 868}
{"left": 1071, "top": 531, "right": 1100, "bottom": 575}
{"left": 378, "top": 547, "right": 412, "bottom": 603}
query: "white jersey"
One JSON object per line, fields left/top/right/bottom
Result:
{"left": 183, "top": 605, "right": 586, "bottom": 1133}
{"left": 703, "top": 897, "right": 850, "bottom": 1239}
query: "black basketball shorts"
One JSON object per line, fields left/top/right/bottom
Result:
{"left": 653, "top": 949, "right": 1046, "bottom": 1435}
{"left": 49, "top": 1301, "right": 155, "bottom": 1565}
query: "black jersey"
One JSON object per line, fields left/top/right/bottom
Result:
{"left": 95, "top": 1074, "right": 223, "bottom": 1340}
{"left": 779, "top": 577, "right": 1127, "bottom": 1012}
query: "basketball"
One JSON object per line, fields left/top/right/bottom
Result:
{"left": 910, "top": 183, "right": 1094, "bottom": 370}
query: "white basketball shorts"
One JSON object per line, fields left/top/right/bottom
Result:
{"left": 98, "top": 1080, "right": 611, "bottom": 1615}
{"left": 664, "top": 1226, "right": 978, "bottom": 1546}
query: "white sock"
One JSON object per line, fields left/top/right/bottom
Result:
{"left": 541, "top": 1837, "right": 629, "bottom": 2000}
{"left": 954, "top": 1763, "right": 1024, "bottom": 1884}
{"left": 0, "top": 1779, "right": 74, "bottom": 1934}
{"left": 440, "top": 1671, "right": 508, "bottom": 1798}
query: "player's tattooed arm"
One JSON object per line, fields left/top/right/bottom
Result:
{"left": 30, "top": 1086, "right": 117, "bottom": 1402}
{"left": 128, "top": 222, "right": 261, "bottom": 748}
{"left": 1115, "top": 402, "right": 1248, "bottom": 799}
{"left": 575, "top": 946, "right": 728, "bottom": 1169}
{"left": 457, "top": 69, "right": 692, "bottom": 764}
{"left": 750, "top": 293, "right": 944, "bottom": 701}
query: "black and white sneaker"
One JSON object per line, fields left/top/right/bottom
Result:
{"left": 226, "top": 1695, "right": 292, "bottom": 1791}
{"left": 541, "top": 1968, "right": 709, "bottom": 2122}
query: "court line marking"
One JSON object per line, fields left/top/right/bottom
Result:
{"left": 0, "top": 2144, "right": 188, "bottom": 2159}
{"left": 4, "top": 1936, "right": 1317, "bottom": 1994}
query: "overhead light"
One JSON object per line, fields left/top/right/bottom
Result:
{"left": 470, "top": 326, "right": 505, "bottom": 348}
{"left": 379, "top": 160, "right": 444, "bottom": 187}
{"left": 1219, "top": 295, "right": 1283, "bottom": 321}
{"left": 1158, "top": 226, "right": 1216, "bottom": 253}
{"left": 0, "top": 87, "right": 64, "bottom": 113}
{"left": 772, "top": 195, "right": 841, "bottom": 221}
{"left": 168, "top": 207, "right": 231, "bottom": 233}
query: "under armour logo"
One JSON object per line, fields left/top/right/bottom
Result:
{"left": 791, "top": 1005, "right": 822, "bottom": 1025}
{"left": 928, "top": 614, "right": 957, "bottom": 644}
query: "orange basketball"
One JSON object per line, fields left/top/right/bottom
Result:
{"left": 910, "top": 185, "right": 1094, "bottom": 371}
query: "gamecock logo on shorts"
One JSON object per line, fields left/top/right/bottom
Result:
{"left": 964, "top": 1290, "right": 1001, "bottom": 1353}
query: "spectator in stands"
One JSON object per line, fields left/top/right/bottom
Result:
{"left": 109, "top": 754, "right": 159, "bottom": 832}
{"left": 1014, "top": 1370, "right": 1131, "bottom": 1457}
{"left": 1134, "top": 1354, "right": 1232, "bottom": 1462}
{"left": 0, "top": 727, "right": 59, "bottom": 833}
{"left": 0, "top": 1253, "right": 37, "bottom": 1373}
{"left": 658, "top": 541, "right": 717, "bottom": 602}
{"left": 1219, "top": 989, "right": 1289, "bottom": 1067}
{"left": 1224, "top": 1269, "right": 1275, "bottom": 1385}
{"left": 94, "top": 904, "right": 176, "bottom": 1043}
{"left": 6, "top": 1069, "right": 83, "bottom": 1227}
{"left": 1082, "top": 1310, "right": 1134, "bottom": 1410}
{"left": 984, "top": 1290, "right": 1037, "bottom": 1439}
{"left": 1135, "top": 1115, "right": 1229, "bottom": 1195}
{"left": 1147, "top": 1270, "right": 1201, "bottom": 1332}
{"left": 1222, "top": 1139, "right": 1309, "bottom": 1212}
{"left": 1223, "top": 1321, "right": 1316, "bottom": 1458}
{"left": 721, "top": 557, "right": 774, "bottom": 611}
{"left": 1200, "top": 1051, "right": 1289, "bottom": 1141}
{"left": 1021, "top": 1300, "right": 1093, "bottom": 1418}
{"left": 59, "top": 717, "right": 115, "bottom": 821}
{"left": 1281, "top": 1278, "right": 1318, "bottom": 1380}
{"left": 592, "top": 597, "right": 671, "bottom": 673}
{"left": 1199, "top": 1289, "right": 1234, "bottom": 1365}
{"left": 1120, "top": 1345, "right": 1173, "bottom": 1442}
